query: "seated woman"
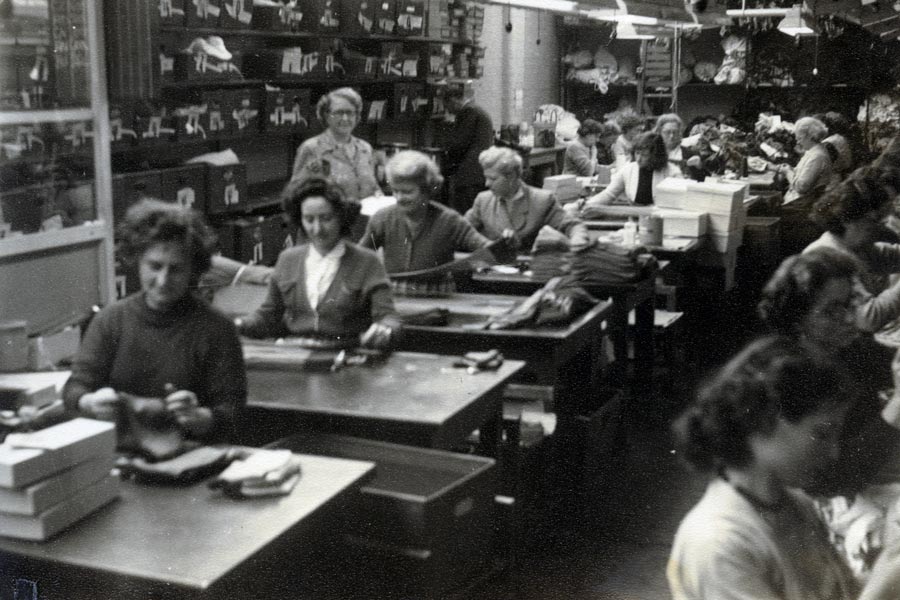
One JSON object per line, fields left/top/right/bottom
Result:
{"left": 576, "top": 132, "right": 681, "bottom": 216}
{"left": 466, "top": 146, "right": 589, "bottom": 253}
{"left": 806, "top": 166, "right": 900, "bottom": 332}
{"left": 361, "top": 150, "right": 491, "bottom": 295}
{"left": 667, "top": 336, "right": 900, "bottom": 600}
{"left": 758, "top": 248, "right": 900, "bottom": 496}
{"left": 237, "top": 178, "right": 396, "bottom": 349}
{"left": 611, "top": 113, "right": 644, "bottom": 170}
{"left": 63, "top": 200, "right": 246, "bottom": 443}
{"left": 563, "top": 120, "right": 621, "bottom": 177}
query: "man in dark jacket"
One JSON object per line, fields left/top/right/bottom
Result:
{"left": 443, "top": 86, "right": 494, "bottom": 213}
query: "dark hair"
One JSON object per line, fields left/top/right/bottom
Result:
{"left": 443, "top": 86, "right": 466, "bottom": 101}
{"left": 758, "top": 248, "right": 858, "bottom": 336}
{"left": 616, "top": 113, "right": 644, "bottom": 134}
{"left": 633, "top": 132, "right": 668, "bottom": 171}
{"left": 673, "top": 336, "right": 851, "bottom": 472}
{"left": 577, "top": 119, "right": 605, "bottom": 137}
{"left": 820, "top": 111, "right": 851, "bottom": 137}
{"left": 281, "top": 177, "right": 359, "bottom": 237}
{"left": 810, "top": 166, "right": 894, "bottom": 234}
{"left": 117, "top": 199, "right": 216, "bottom": 282}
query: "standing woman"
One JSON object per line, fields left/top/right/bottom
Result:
{"left": 577, "top": 132, "right": 681, "bottom": 213}
{"left": 63, "top": 200, "right": 246, "bottom": 443}
{"left": 291, "top": 87, "right": 381, "bottom": 204}
{"left": 668, "top": 337, "right": 861, "bottom": 600}
{"left": 237, "top": 178, "right": 396, "bottom": 349}
{"left": 361, "top": 150, "right": 491, "bottom": 296}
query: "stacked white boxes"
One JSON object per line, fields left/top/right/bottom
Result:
{"left": 651, "top": 178, "right": 708, "bottom": 240}
{"left": 0, "top": 418, "right": 118, "bottom": 540}
{"left": 542, "top": 174, "right": 582, "bottom": 204}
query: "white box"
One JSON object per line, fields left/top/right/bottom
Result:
{"left": 708, "top": 207, "right": 747, "bottom": 235}
{"left": 0, "top": 419, "right": 116, "bottom": 488}
{"left": 708, "top": 228, "right": 743, "bottom": 252}
{"left": 0, "top": 455, "right": 114, "bottom": 515}
{"left": 596, "top": 164, "right": 612, "bottom": 185}
{"left": 652, "top": 177, "right": 688, "bottom": 210}
{"left": 542, "top": 174, "right": 577, "bottom": 191}
{"left": 682, "top": 180, "right": 747, "bottom": 216}
{"left": 0, "top": 474, "right": 119, "bottom": 541}
{"left": 655, "top": 209, "right": 708, "bottom": 237}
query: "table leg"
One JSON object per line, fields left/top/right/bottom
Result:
{"left": 633, "top": 295, "right": 655, "bottom": 396}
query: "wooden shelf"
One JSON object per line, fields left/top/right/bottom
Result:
{"left": 0, "top": 108, "right": 94, "bottom": 125}
{"left": 159, "top": 25, "right": 480, "bottom": 46}
{"left": 161, "top": 76, "right": 434, "bottom": 91}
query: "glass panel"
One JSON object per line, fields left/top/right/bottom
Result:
{"left": 1, "top": 118, "right": 96, "bottom": 237}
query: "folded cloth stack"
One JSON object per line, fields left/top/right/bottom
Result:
{"left": 483, "top": 276, "right": 599, "bottom": 330}
{"left": 568, "top": 241, "right": 655, "bottom": 285}
{"left": 530, "top": 225, "right": 571, "bottom": 280}
{"left": 209, "top": 449, "right": 302, "bottom": 498}
{"left": 117, "top": 446, "right": 235, "bottom": 485}
{"left": 453, "top": 349, "right": 504, "bottom": 372}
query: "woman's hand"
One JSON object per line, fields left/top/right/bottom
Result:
{"left": 500, "top": 228, "right": 520, "bottom": 249}
{"left": 360, "top": 322, "right": 394, "bottom": 350}
{"left": 78, "top": 387, "right": 120, "bottom": 421}
{"left": 162, "top": 386, "right": 213, "bottom": 436}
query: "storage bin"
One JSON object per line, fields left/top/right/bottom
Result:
{"left": 374, "top": 0, "right": 398, "bottom": 34}
{"left": 263, "top": 87, "right": 311, "bottom": 132}
{"left": 396, "top": 0, "right": 426, "bottom": 35}
{"left": 160, "top": 165, "right": 207, "bottom": 212}
{"left": 270, "top": 431, "right": 497, "bottom": 599}
{"left": 205, "top": 163, "right": 248, "bottom": 215}
{"left": 656, "top": 209, "right": 707, "bottom": 238}
{"left": 252, "top": 3, "right": 301, "bottom": 30}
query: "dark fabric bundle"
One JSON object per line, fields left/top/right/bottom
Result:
{"left": 568, "top": 241, "right": 656, "bottom": 284}
{"left": 530, "top": 225, "right": 571, "bottom": 280}
{"left": 485, "top": 276, "right": 599, "bottom": 330}
{"left": 397, "top": 308, "right": 451, "bottom": 327}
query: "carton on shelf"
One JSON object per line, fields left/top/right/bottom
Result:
{"left": 654, "top": 209, "right": 708, "bottom": 238}
{"left": 681, "top": 180, "right": 747, "bottom": 216}
{"left": 708, "top": 228, "right": 743, "bottom": 253}
{"left": 0, "top": 419, "right": 116, "bottom": 488}
{"left": 653, "top": 177, "right": 688, "bottom": 210}
{"left": 708, "top": 207, "right": 747, "bottom": 235}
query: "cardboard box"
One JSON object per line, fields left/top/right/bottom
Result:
{"left": 0, "top": 419, "right": 116, "bottom": 488}
{"left": 0, "top": 474, "right": 118, "bottom": 541}
{"left": 206, "top": 163, "right": 248, "bottom": 215}
{"left": 341, "top": 0, "right": 377, "bottom": 34}
{"left": 708, "top": 228, "right": 743, "bottom": 253}
{"left": 374, "top": 0, "right": 398, "bottom": 33}
{"left": 655, "top": 209, "right": 708, "bottom": 237}
{"left": 252, "top": 2, "right": 302, "bottom": 30}
{"left": 263, "top": 87, "right": 311, "bottom": 132}
{"left": 0, "top": 455, "right": 114, "bottom": 516}
{"left": 185, "top": 0, "right": 222, "bottom": 27}
{"left": 652, "top": 177, "right": 688, "bottom": 210}
{"left": 201, "top": 91, "right": 232, "bottom": 138}
{"left": 303, "top": 0, "right": 341, "bottom": 32}
{"left": 396, "top": 0, "right": 425, "bottom": 35}
{"left": 219, "top": 0, "right": 253, "bottom": 27}
{"left": 215, "top": 214, "right": 287, "bottom": 265}
{"left": 160, "top": 164, "right": 208, "bottom": 212}
{"left": 682, "top": 180, "right": 747, "bottom": 216}
{"left": 708, "top": 207, "right": 747, "bottom": 235}
{"left": 158, "top": 0, "right": 187, "bottom": 25}
{"left": 229, "top": 88, "right": 262, "bottom": 137}
{"left": 112, "top": 170, "right": 164, "bottom": 222}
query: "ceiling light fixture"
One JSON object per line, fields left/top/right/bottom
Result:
{"left": 777, "top": 5, "right": 817, "bottom": 35}
{"left": 486, "top": 0, "right": 578, "bottom": 13}
{"left": 614, "top": 21, "right": 659, "bottom": 39}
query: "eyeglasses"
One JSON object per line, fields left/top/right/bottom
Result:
{"left": 329, "top": 109, "right": 358, "bottom": 119}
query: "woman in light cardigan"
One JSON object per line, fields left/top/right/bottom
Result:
{"left": 574, "top": 132, "right": 681, "bottom": 216}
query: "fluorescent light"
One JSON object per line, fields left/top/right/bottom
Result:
{"left": 777, "top": 5, "right": 816, "bottom": 35}
{"left": 615, "top": 21, "right": 657, "bottom": 39}
{"left": 494, "top": 0, "right": 578, "bottom": 12}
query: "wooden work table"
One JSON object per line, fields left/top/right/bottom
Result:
{"left": 393, "top": 293, "right": 613, "bottom": 415}
{"left": 246, "top": 351, "right": 524, "bottom": 453}
{"left": 0, "top": 453, "right": 375, "bottom": 600}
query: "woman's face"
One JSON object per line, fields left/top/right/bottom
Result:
{"left": 583, "top": 133, "right": 599, "bottom": 147}
{"left": 301, "top": 196, "right": 342, "bottom": 254}
{"left": 325, "top": 95, "right": 359, "bottom": 138}
{"left": 749, "top": 403, "right": 847, "bottom": 492}
{"left": 659, "top": 122, "right": 681, "bottom": 151}
{"left": 795, "top": 130, "right": 814, "bottom": 153}
{"left": 635, "top": 146, "right": 653, "bottom": 169}
{"left": 484, "top": 165, "right": 518, "bottom": 199}
{"left": 800, "top": 277, "right": 860, "bottom": 349}
{"left": 391, "top": 179, "right": 428, "bottom": 217}
{"left": 624, "top": 125, "right": 643, "bottom": 143}
{"left": 140, "top": 241, "right": 192, "bottom": 311}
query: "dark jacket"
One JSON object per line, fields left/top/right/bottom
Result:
{"left": 444, "top": 102, "right": 494, "bottom": 187}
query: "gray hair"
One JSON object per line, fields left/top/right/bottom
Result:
{"left": 386, "top": 150, "right": 444, "bottom": 197}
{"left": 316, "top": 87, "right": 363, "bottom": 123}
{"left": 654, "top": 113, "right": 684, "bottom": 133}
{"left": 478, "top": 146, "right": 523, "bottom": 178}
{"left": 795, "top": 117, "right": 828, "bottom": 143}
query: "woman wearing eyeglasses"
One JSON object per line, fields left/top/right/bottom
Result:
{"left": 291, "top": 87, "right": 382, "bottom": 205}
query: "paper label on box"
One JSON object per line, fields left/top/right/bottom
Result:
{"left": 177, "top": 187, "right": 195, "bottom": 208}
{"left": 224, "top": 183, "right": 239, "bottom": 206}
{"left": 402, "top": 59, "right": 418, "bottom": 76}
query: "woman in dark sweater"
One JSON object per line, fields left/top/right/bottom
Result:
{"left": 63, "top": 200, "right": 247, "bottom": 443}
{"left": 237, "top": 178, "right": 397, "bottom": 348}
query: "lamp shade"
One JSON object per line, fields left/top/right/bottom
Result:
{"left": 777, "top": 5, "right": 816, "bottom": 35}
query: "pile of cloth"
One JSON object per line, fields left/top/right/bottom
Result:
{"left": 569, "top": 241, "right": 655, "bottom": 285}
{"left": 209, "top": 449, "right": 303, "bottom": 498}
{"left": 530, "top": 225, "right": 571, "bottom": 280}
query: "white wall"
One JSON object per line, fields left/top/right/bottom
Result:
{"left": 473, "top": 6, "right": 561, "bottom": 130}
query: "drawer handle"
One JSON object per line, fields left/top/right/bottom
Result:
{"left": 454, "top": 497, "right": 474, "bottom": 518}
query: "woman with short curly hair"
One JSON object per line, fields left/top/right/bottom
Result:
{"left": 63, "top": 199, "right": 246, "bottom": 445}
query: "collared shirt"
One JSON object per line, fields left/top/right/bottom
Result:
{"left": 291, "top": 129, "right": 381, "bottom": 202}
{"left": 499, "top": 185, "right": 528, "bottom": 229}
{"left": 305, "top": 241, "right": 346, "bottom": 310}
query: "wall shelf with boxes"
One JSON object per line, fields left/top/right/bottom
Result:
{"left": 103, "top": 0, "right": 485, "bottom": 277}
{"left": 0, "top": 0, "right": 116, "bottom": 337}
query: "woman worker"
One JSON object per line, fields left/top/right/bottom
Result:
{"left": 575, "top": 132, "right": 681, "bottom": 216}
{"left": 237, "top": 178, "right": 396, "bottom": 349}
{"left": 63, "top": 200, "right": 246, "bottom": 443}
{"left": 611, "top": 113, "right": 645, "bottom": 169}
{"left": 563, "top": 119, "right": 620, "bottom": 177}
{"left": 466, "top": 146, "right": 589, "bottom": 252}
{"left": 361, "top": 150, "right": 491, "bottom": 296}
{"left": 291, "top": 87, "right": 381, "bottom": 204}
{"left": 667, "top": 336, "right": 900, "bottom": 600}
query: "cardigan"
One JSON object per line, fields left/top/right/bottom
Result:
{"left": 291, "top": 129, "right": 381, "bottom": 202}
{"left": 804, "top": 232, "right": 900, "bottom": 332}
{"left": 584, "top": 161, "right": 682, "bottom": 208}
{"left": 668, "top": 478, "right": 858, "bottom": 600}
{"left": 238, "top": 243, "right": 396, "bottom": 344}
{"left": 62, "top": 293, "right": 246, "bottom": 443}
{"left": 360, "top": 201, "right": 490, "bottom": 275}
{"left": 563, "top": 138, "right": 598, "bottom": 177}
{"left": 785, "top": 143, "right": 834, "bottom": 204}
{"left": 466, "top": 184, "right": 588, "bottom": 251}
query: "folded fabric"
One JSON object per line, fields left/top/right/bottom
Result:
{"left": 535, "top": 286, "right": 600, "bottom": 326}
{"left": 454, "top": 349, "right": 504, "bottom": 371}
{"left": 209, "top": 449, "right": 302, "bottom": 498}
{"left": 531, "top": 225, "right": 570, "bottom": 253}
{"left": 118, "top": 446, "right": 233, "bottom": 485}
{"left": 397, "top": 308, "right": 450, "bottom": 327}
{"left": 568, "top": 241, "right": 656, "bottom": 284}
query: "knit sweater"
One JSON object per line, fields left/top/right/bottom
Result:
{"left": 238, "top": 243, "right": 396, "bottom": 343}
{"left": 62, "top": 293, "right": 246, "bottom": 442}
